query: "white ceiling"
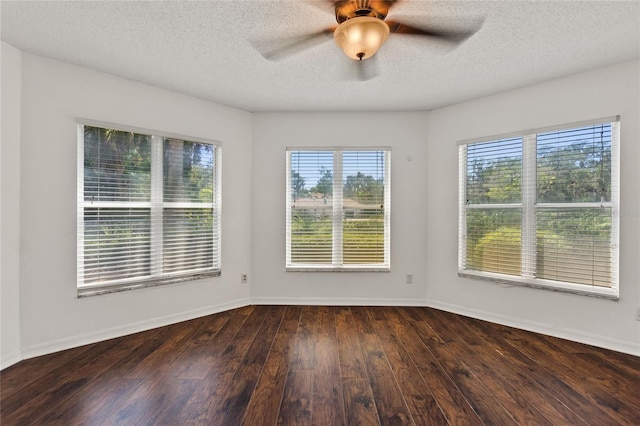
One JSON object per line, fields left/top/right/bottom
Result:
{"left": 1, "top": 0, "right": 639, "bottom": 112}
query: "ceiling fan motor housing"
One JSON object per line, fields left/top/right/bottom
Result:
{"left": 335, "top": 0, "right": 390, "bottom": 23}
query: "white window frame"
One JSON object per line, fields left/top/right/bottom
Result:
{"left": 77, "top": 120, "right": 222, "bottom": 297}
{"left": 458, "top": 116, "right": 620, "bottom": 299}
{"left": 286, "top": 147, "right": 391, "bottom": 272}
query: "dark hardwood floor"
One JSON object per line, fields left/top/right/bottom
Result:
{"left": 2, "top": 305, "right": 639, "bottom": 425}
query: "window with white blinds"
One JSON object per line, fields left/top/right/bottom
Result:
{"left": 78, "top": 123, "right": 221, "bottom": 296}
{"left": 458, "top": 117, "right": 619, "bottom": 299}
{"left": 286, "top": 148, "right": 390, "bottom": 271}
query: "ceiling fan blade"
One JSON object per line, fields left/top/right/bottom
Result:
{"left": 258, "top": 29, "right": 335, "bottom": 60}
{"left": 305, "top": 0, "right": 337, "bottom": 15}
{"left": 386, "top": 16, "right": 485, "bottom": 44}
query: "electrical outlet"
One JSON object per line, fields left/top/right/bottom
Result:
{"left": 241, "top": 273, "right": 248, "bottom": 284}
{"left": 406, "top": 273, "right": 413, "bottom": 284}
{"left": 636, "top": 306, "right": 640, "bottom": 321}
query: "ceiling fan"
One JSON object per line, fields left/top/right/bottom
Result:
{"left": 260, "top": 0, "right": 484, "bottom": 71}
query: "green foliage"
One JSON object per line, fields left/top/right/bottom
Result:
{"left": 537, "top": 142, "right": 611, "bottom": 203}
{"left": 164, "top": 140, "right": 214, "bottom": 202}
{"left": 290, "top": 214, "right": 332, "bottom": 263}
{"left": 344, "top": 172, "right": 383, "bottom": 204}
{"left": 84, "top": 209, "right": 151, "bottom": 283}
{"left": 465, "top": 137, "right": 612, "bottom": 277}
{"left": 199, "top": 188, "right": 213, "bottom": 203}
{"left": 343, "top": 217, "right": 384, "bottom": 263}
{"left": 466, "top": 209, "right": 521, "bottom": 261}
{"left": 291, "top": 171, "right": 307, "bottom": 200}
{"left": 303, "top": 168, "right": 383, "bottom": 205}
{"left": 467, "top": 139, "right": 611, "bottom": 205}
{"left": 467, "top": 157, "right": 522, "bottom": 204}
{"left": 84, "top": 128, "right": 215, "bottom": 204}
{"left": 290, "top": 214, "right": 384, "bottom": 264}
{"left": 309, "top": 167, "right": 333, "bottom": 196}
{"left": 84, "top": 126, "right": 152, "bottom": 201}
{"left": 469, "top": 226, "right": 569, "bottom": 277}
{"left": 537, "top": 208, "right": 611, "bottom": 237}
{"left": 470, "top": 226, "right": 521, "bottom": 275}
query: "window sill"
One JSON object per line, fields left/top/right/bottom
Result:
{"left": 77, "top": 270, "right": 221, "bottom": 298}
{"left": 458, "top": 270, "right": 619, "bottom": 300}
{"left": 287, "top": 265, "right": 390, "bottom": 272}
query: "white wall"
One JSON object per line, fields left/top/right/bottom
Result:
{"left": 3, "top": 48, "right": 638, "bottom": 368}
{"left": 16, "top": 53, "right": 253, "bottom": 359}
{"left": 424, "top": 60, "right": 640, "bottom": 355}
{"left": 251, "top": 112, "right": 430, "bottom": 305}
{"left": 251, "top": 61, "right": 640, "bottom": 355}
{"left": 1, "top": 42, "right": 23, "bottom": 368}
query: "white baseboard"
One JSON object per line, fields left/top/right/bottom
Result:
{"left": 11, "top": 296, "right": 637, "bottom": 367}
{"left": 19, "top": 298, "right": 251, "bottom": 362}
{"left": 426, "top": 299, "right": 640, "bottom": 357}
{"left": 251, "top": 296, "right": 428, "bottom": 307}
{"left": 0, "top": 350, "right": 22, "bottom": 370}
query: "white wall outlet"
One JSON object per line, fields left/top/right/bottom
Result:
{"left": 406, "top": 273, "right": 413, "bottom": 284}
{"left": 241, "top": 273, "right": 248, "bottom": 284}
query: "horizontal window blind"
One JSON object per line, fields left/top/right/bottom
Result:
{"left": 535, "top": 122, "right": 615, "bottom": 288}
{"left": 465, "top": 209, "right": 522, "bottom": 276}
{"left": 83, "top": 127, "right": 152, "bottom": 202}
{"left": 342, "top": 151, "right": 387, "bottom": 265}
{"left": 537, "top": 124, "right": 612, "bottom": 203}
{"left": 458, "top": 117, "right": 619, "bottom": 298}
{"left": 536, "top": 207, "right": 612, "bottom": 287}
{"left": 289, "top": 150, "right": 334, "bottom": 264}
{"left": 162, "top": 139, "right": 219, "bottom": 276}
{"left": 78, "top": 124, "right": 221, "bottom": 296}
{"left": 163, "top": 208, "right": 217, "bottom": 274}
{"left": 466, "top": 137, "right": 523, "bottom": 205}
{"left": 462, "top": 137, "right": 523, "bottom": 276}
{"left": 286, "top": 148, "right": 390, "bottom": 270}
{"left": 83, "top": 208, "right": 151, "bottom": 284}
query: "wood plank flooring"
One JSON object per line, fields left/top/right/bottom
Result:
{"left": 2, "top": 305, "right": 639, "bottom": 425}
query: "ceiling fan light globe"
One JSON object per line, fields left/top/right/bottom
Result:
{"left": 334, "top": 17, "right": 390, "bottom": 60}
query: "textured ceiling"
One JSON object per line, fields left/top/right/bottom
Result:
{"left": 1, "top": 0, "right": 639, "bottom": 112}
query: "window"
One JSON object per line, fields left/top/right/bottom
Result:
{"left": 77, "top": 122, "right": 221, "bottom": 296}
{"left": 286, "top": 148, "right": 390, "bottom": 271}
{"left": 459, "top": 117, "right": 619, "bottom": 299}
